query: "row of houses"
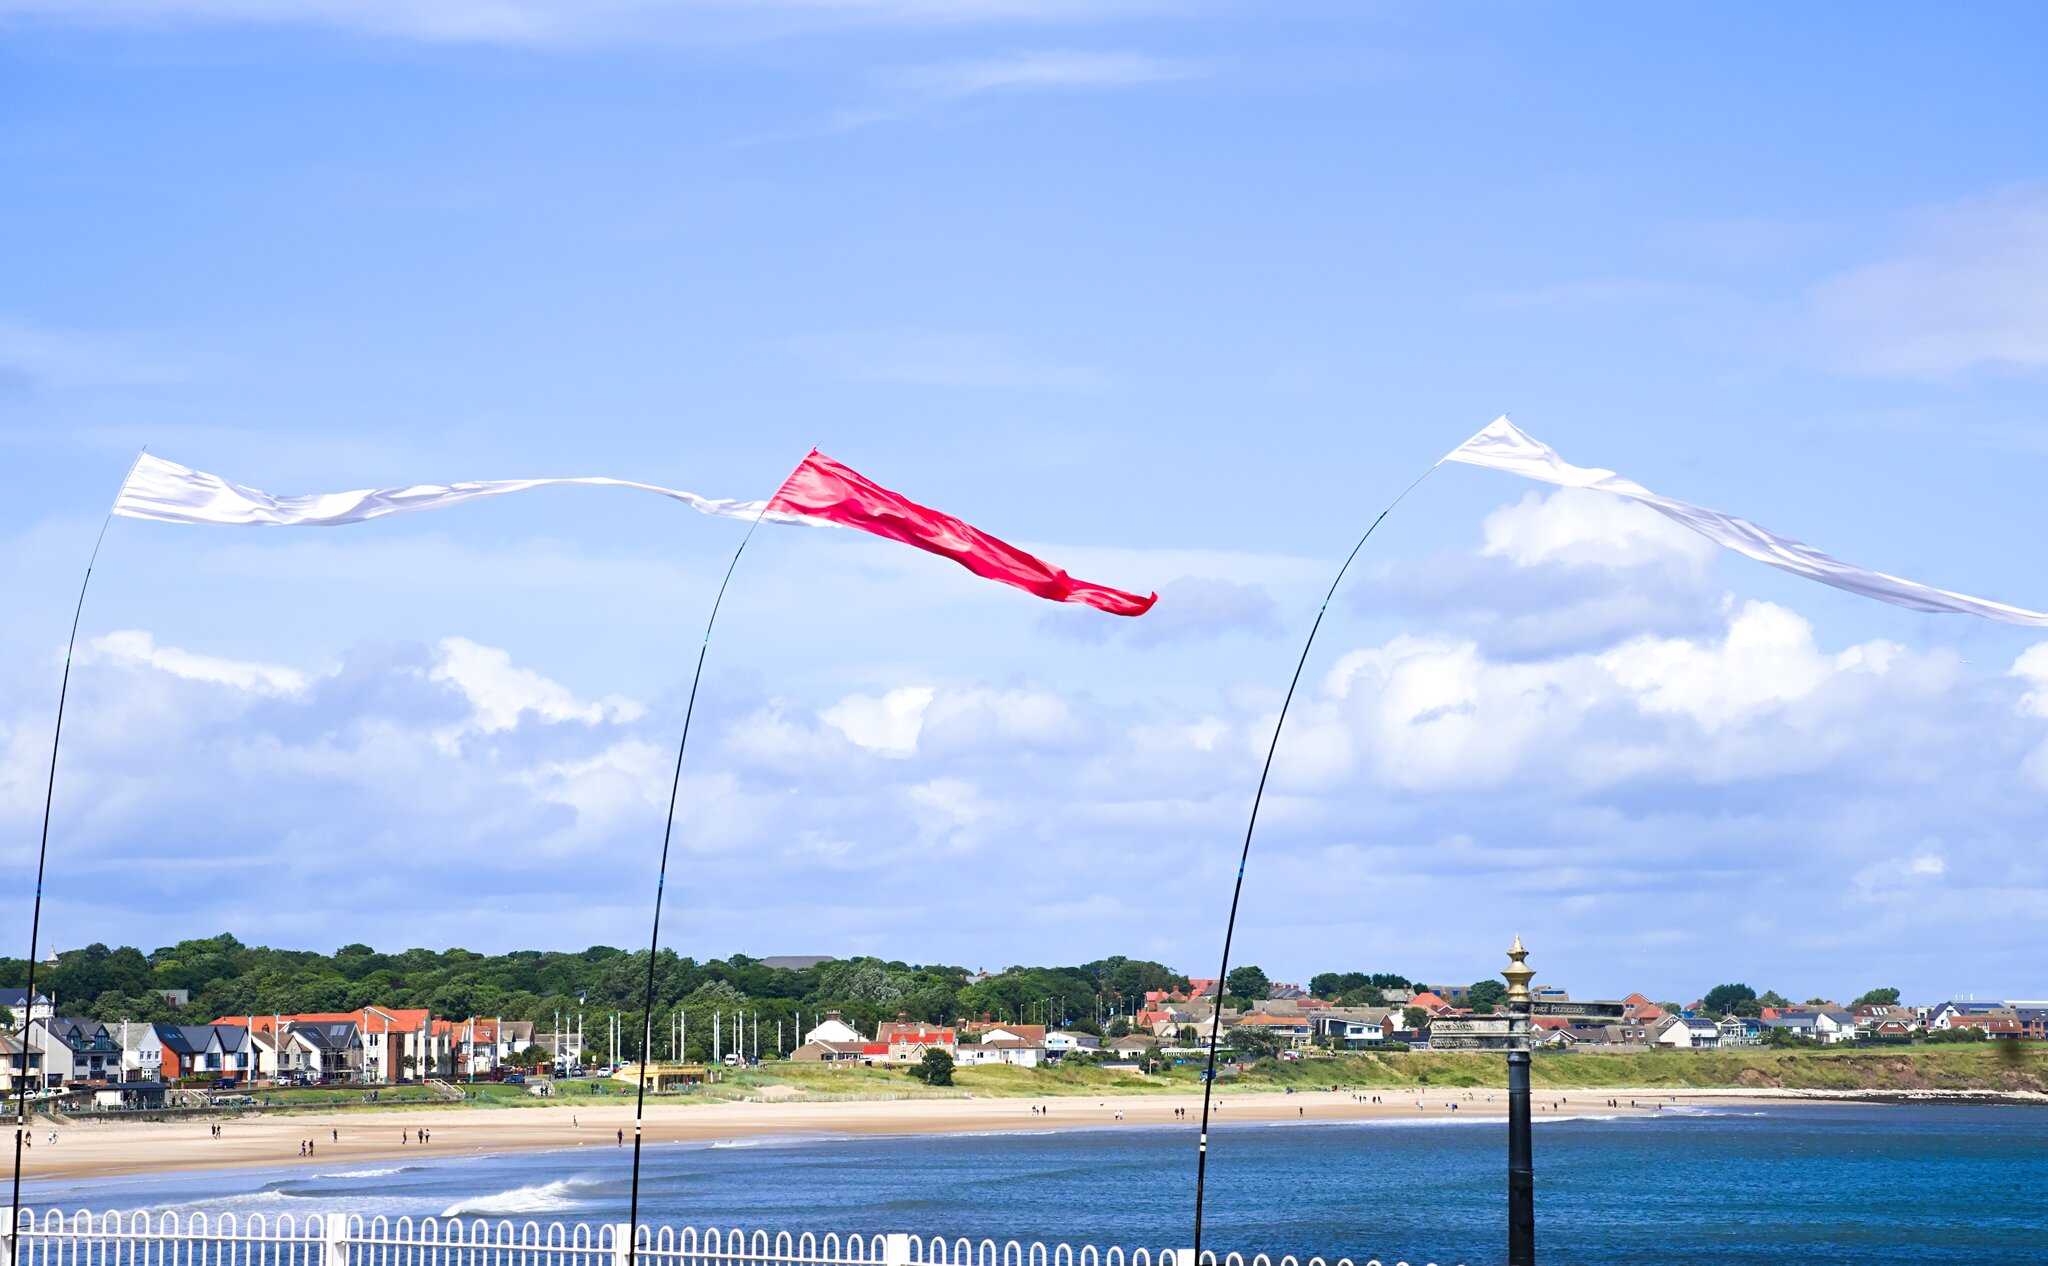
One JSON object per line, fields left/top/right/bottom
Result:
{"left": 1121, "top": 984, "right": 2048, "bottom": 1054}
{"left": 789, "top": 1013, "right": 1140, "bottom": 1067}
{"left": 0, "top": 991, "right": 537, "bottom": 1093}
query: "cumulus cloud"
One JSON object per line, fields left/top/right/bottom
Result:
{"left": 429, "top": 636, "right": 645, "bottom": 739}
{"left": 1362, "top": 489, "right": 1721, "bottom": 655}
{"left": 10, "top": 487, "right": 2048, "bottom": 994}
{"left": 822, "top": 686, "right": 933, "bottom": 757}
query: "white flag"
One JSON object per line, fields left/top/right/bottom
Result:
{"left": 112, "top": 453, "right": 822, "bottom": 528}
{"left": 1443, "top": 415, "right": 2048, "bottom": 627}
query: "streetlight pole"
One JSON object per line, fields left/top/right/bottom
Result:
{"left": 1503, "top": 935, "right": 1536, "bottom": 1266}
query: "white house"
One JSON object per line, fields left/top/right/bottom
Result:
{"left": 953, "top": 1038, "right": 1045, "bottom": 1068}
{"left": 1812, "top": 1011, "right": 1858, "bottom": 1044}
{"left": 0, "top": 989, "right": 55, "bottom": 1028}
{"left": 1043, "top": 1030, "right": 1102, "bottom": 1061}
{"left": 1654, "top": 1016, "right": 1721, "bottom": 1049}
{"left": 803, "top": 1011, "right": 865, "bottom": 1044}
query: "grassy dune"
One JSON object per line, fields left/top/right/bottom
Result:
{"left": 817, "top": 1047, "right": 2047, "bottom": 1098}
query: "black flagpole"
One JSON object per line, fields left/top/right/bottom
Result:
{"left": 11, "top": 456, "right": 138, "bottom": 1262}
{"left": 625, "top": 506, "right": 771, "bottom": 1263}
{"left": 1189, "top": 462, "right": 1439, "bottom": 1264}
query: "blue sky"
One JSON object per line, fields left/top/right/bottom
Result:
{"left": 3, "top": 1, "right": 2045, "bottom": 1003}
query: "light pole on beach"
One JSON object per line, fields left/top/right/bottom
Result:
{"left": 1503, "top": 935, "right": 1536, "bottom": 1266}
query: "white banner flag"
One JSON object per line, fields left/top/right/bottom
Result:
{"left": 113, "top": 453, "right": 823, "bottom": 528}
{"left": 1443, "top": 415, "right": 2048, "bottom": 627}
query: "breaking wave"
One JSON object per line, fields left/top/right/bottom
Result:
{"left": 440, "top": 1178, "right": 619, "bottom": 1218}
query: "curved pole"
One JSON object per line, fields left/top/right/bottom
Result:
{"left": 1190, "top": 463, "right": 1439, "bottom": 1262}
{"left": 625, "top": 509, "right": 769, "bottom": 1261}
{"left": 11, "top": 476, "right": 132, "bottom": 1258}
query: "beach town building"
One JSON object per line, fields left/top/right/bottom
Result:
{"left": 1655, "top": 1016, "right": 1723, "bottom": 1049}
{"left": 1042, "top": 1030, "right": 1101, "bottom": 1061}
{"left": 0, "top": 1033, "right": 45, "bottom": 1093}
{"left": 28, "top": 1017, "right": 121, "bottom": 1086}
{"left": 884, "top": 1025, "right": 957, "bottom": 1064}
{"left": 1717, "top": 1015, "right": 1766, "bottom": 1047}
{"left": 1231, "top": 1013, "right": 1313, "bottom": 1049}
{"left": 803, "top": 1011, "right": 865, "bottom": 1044}
{"left": 954, "top": 1037, "right": 1045, "bottom": 1067}
{"left": 789, "top": 1038, "right": 874, "bottom": 1063}
{"left": 0, "top": 988, "right": 55, "bottom": 1028}
{"left": 1310, "top": 1008, "right": 1395, "bottom": 1048}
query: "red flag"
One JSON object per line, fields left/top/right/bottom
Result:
{"left": 766, "top": 450, "right": 1157, "bottom": 617}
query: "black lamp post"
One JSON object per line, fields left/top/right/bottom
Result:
{"left": 1503, "top": 936, "right": 1536, "bottom": 1266}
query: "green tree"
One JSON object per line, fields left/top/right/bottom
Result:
{"left": 1926, "top": 1025, "right": 1987, "bottom": 1044}
{"left": 1106, "top": 1017, "right": 1132, "bottom": 1039}
{"left": 1758, "top": 990, "right": 1790, "bottom": 1009}
{"left": 1177, "top": 1025, "right": 1199, "bottom": 1044}
{"left": 910, "top": 1048, "right": 954, "bottom": 1086}
{"left": 1226, "top": 966, "right": 1270, "bottom": 1002}
{"left": 1853, "top": 988, "right": 1900, "bottom": 1007}
{"left": 1467, "top": 981, "right": 1507, "bottom": 1014}
{"left": 1702, "top": 984, "right": 1759, "bottom": 1017}
{"left": 1402, "top": 1006, "right": 1430, "bottom": 1030}
{"left": 1224, "top": 1025, "right": 1281, "bottom": 1059}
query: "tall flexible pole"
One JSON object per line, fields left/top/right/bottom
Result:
{"left": 1189, "top": 463, "right": 1439, "bottom": 1263}
{"left": 10, "top": 455, "right": 138, "bottom": 1260}
{"left": 625, "top": 508, "right": 769, "bottom": 1262}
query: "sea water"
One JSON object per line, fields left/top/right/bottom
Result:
{"left": 19, "top": 1104, "right": 2048, "bottom": 1264}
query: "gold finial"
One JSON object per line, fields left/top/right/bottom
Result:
{"left": 1502, "top": 934, "right": 1534, "bottom": 1005}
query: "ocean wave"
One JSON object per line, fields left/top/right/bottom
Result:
{"left": 440, "top": 1177, "right": 620, "bottom": 1218}
{"left": 316, "top": 1168, "right": 418, "bottom": 1179}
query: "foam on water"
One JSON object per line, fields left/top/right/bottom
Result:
{"left": 440, "top": 1178, "right": 620, "bottom": 1218}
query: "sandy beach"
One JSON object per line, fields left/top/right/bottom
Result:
{"left": 12, "top": 1088, "right": 1776, "bottom": 1183}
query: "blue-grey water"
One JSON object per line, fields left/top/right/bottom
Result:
{"left": 19, "top": 1104, "right": 2048, "bottom": 1264}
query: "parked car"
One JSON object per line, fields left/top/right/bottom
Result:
{"left": 502, "top": 1072, "right": 526, "bottom": 1084}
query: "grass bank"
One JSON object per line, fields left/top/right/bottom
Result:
{"left": 257, "top": 1046, "right": 2047, "bottom": 1115}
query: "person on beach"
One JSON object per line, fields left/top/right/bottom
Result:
{"left": 616, "top": 1129, "right": 624, "bottom": 1146}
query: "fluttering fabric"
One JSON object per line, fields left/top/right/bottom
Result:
{"left": 766, "top": 449, "right": 1158, "bottom": 616}
{"left": 112, "top": 452, "right": 818, "bottom": 528}
{"left": 1444, "top": 415, "right": 2048, "bottom": 626}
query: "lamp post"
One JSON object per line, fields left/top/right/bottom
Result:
{"left": 1503, "top": 935, "right": 1536, "bottom": 1266}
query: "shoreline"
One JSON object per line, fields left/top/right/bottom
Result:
{"left": 15, "top": 1085, "right": 2041, "bottom": 1185}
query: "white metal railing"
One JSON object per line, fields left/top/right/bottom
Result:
{"left": 5, "top": 1212, "right": 1465, "bottom": 1266}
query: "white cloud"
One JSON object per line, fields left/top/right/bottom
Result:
{"left": 822, "top": 686, "right": 933, "bottom": 757}
{"left": 1810, "top": 182, "right": 2048, "bottom": 378}
{"left": 2009, "top": 642, "right": 2048, "bottom": 718}
{"left": 893, "top": 49, "right": 1200, "bottom": 98}
{"left": 1480, "top": 488, "right": 1715, "bottom": 572}
{"left": 429, "top": 636, "right": 645, "bottom": 737}
{"left": 821, "top": 684, "right": 1074, "bottom": 757}
{"left": 1320, "top": 601, "right": 1929, "bottom": 789}
{"left": 1853, "top": 848, "right": 1948, "bottom": 897}
{"left": 86, "top": 629, "right": 308, "bottom": 696}
{"left": 1599, "top": 601, "right": 1890, "bottom": 733}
